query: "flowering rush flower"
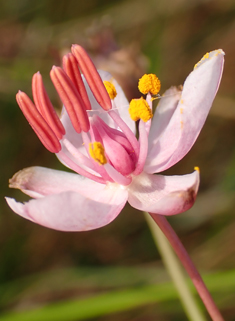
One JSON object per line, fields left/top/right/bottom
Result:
{"left": 6, "top": 46, "right": 224, "bottom": 231}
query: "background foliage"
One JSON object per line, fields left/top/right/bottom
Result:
{"left": 0, "top": 0, "right": 235, "bottom": 320}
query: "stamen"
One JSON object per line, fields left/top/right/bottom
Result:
{"left": 129, "top": 97, "right": 153, "bottom": 122}
{"left": 58, "top": 150, "right": 106, "bottom": 184}
{"left": 50, "top": 66, "right": 90, "bottom": 133}
{"left": 62, "top": 138, "right": 97, "bottom": 171}
{"left": 194, "top": 166, "right": 200, "bottom": 173}
{"left": 16, "top": 91, "right": 61, "bottom": 153}
{"left": 32, "top": 72, "right": 65, "bottom": 140}
{"left": 62, "top": 53, "right": 91, "bottom": 111}
{"left": 138, "top": 74, "right": 161, "bottom": 95}
{"left": 71, "top": 44, "right": 112, "bottom": 111}
{"left": 81, "top": 131, "right": 113, "bottom": 182}
{"left": 89, "top": 142, "right": 107, "bottom": 165}
{"left": 103, "top": 81, "right": 117, "bottom": 100}
{"left": 132, "top": 120, "right": 148, "bottom": 175}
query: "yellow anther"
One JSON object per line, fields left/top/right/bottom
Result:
{"left": 194, "top": 166, "right": 200, "bottom": 173}
{"left": 103, "top": 81, "right": 117, "bottom": 100}
{"left": 89, "top": 142, "right": 107, "bottom": 165}
{"left": 138, "top": 74, "right": 161, "bottom": 95}
{"left": 129, "top": 97, "right": 153, "bottom": 122}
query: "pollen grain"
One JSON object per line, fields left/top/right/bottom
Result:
{"left": 138, "top": 74, "right": 161, "bottom": 95}
{"left": 103, "top": 81, "right": 117, "bottom": 100}
{"left": 129, "top": 97, "right": 153, "bottom": 122}
{"left": 89, "top": 142, "right": 107, "bottom": 165}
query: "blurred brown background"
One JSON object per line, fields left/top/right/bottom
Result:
{"left": 0, "top": 0, "right": 235, "bottom": 320}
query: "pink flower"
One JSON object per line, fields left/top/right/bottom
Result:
{"left": 6, "top": 46, "right": 224, "bottom": 231}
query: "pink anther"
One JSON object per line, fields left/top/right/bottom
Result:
{"left": 50, "top": 66, "right": 90, "bottom": 133}
{"left": 63, "top": 53, "right": 91, "bottom": 111}
{"left": 71, "top": 44, "right": 112, "bottom": 111}
{"left": 16, "top": 91, "right": 61, "bottom": 153}
{"left": 32, "top": 72, "right": 65, "bottom": 140}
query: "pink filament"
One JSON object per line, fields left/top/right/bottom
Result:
{"left": 133, "top": 120, "right": 149, "bottom": 175}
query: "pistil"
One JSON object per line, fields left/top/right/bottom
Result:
{"left": 71, "top": 44, "right": 112, "bottom": 111}
{"left": 32, "top": 72, "right": 65, "bottom": 140}
{"left": 50, "top": 66, "right": 90, "bottom": 133}
{"left": 63, "top": 53, "right": 91, "bottom": 111}
{"left": 16, "top": 91, "right": 61, "bottom": 153}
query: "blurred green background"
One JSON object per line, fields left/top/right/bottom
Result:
{"left": 0, "top": 0, "right": 235, "bottom": 320}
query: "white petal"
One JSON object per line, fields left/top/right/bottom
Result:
{"left": 128, "top": 170, "right": 199, "bottom": 215}
{"left": 145, "top": 50, "right": 224, "bottom": 173}
{"left": 6, "top": 184, "right": 128, "bottom": 231}
{"left": 9, "top": 166, "right": 106, "bottom": 199}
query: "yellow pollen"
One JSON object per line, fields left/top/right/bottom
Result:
{"left": 194, "top": 50, "right": 225, "bottom": 69}
{"left": 129, "top": 97, "right": 153, "bottom": 122}
{"left": 103, "top": 81, "right": 117, "bottom": 100}
{"left": 138, "top": 74, "right": 161, "bottom": 95}
{"left": 194, "top": 166, "right": 200, "bottom": 173}
{"left": 89, "top": 142, "right": 107, "bottom": 165}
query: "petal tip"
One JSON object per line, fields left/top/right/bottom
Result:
{"left": 194, "top": 49, "right": 225, "bottom": 70}
{"left": 9, "top": 167, "right": 36, "bottom": 191}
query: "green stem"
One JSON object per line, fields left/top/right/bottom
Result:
{"left": 148, "top": 213, "right": 224, "bottom": 321}
{"left": 144, "top": 212, "right": 206, "bottom": 321}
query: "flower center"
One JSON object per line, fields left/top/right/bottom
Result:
{"left": 15, "top": 44, "right": 162, "bottom": 186}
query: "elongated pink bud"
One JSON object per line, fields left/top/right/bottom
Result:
{"left": 50, "top": 66, "right": 90, "bottom": 133}
{"left": 16, "top": 91, "right": 61, "bottom": 153}
{"left": 71, "top": 44, "right": 112, "bottom": 111}
{"left": 63, "top": 53, "right": 91, "bottom": 111}
{"left": 32, "top": 72, "right": 65, "bottom": 140}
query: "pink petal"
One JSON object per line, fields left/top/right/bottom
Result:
{"left": 9, "top": 166, "right": 108, "bottom": 199}
{"left": 128, "top": 170, "right": 199, "bottom": 215}
{"left": 147, "top": 86, "right": 182, "bottom": 148}
{"left": 6, "top": 186, "right": 128, "bottom": 231}
{"left": 145, "top": 50, "right": 224, "bottom": 174}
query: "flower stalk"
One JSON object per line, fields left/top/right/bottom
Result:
{"left": 145, "top": 212, "right": 206, "bottom": 321}
{"left": 148, "top": 213, "right": 225, "bottom": 321}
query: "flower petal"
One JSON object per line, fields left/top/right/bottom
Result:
{"left": 128, "top": 170, "right": 199, "bottom": 215}
{"left": 145, "top": 50, "right": 224, "bottom": 173}
{"left": 9, "top": 166, "right": 107, "bottom": 199}
{"left": 6, "top": 185, "right": 128, "bottom": 231}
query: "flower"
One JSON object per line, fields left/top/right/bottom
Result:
{"left": 6, "top": 46, "right": 224, "bottom": 231}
